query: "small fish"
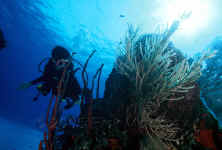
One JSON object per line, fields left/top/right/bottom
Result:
{"left": 120, "top": 14, "right": 125, "bottom": 18}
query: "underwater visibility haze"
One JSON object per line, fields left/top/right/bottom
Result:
{"left": 1, "top": 0, "right": 222, "bottom": 149}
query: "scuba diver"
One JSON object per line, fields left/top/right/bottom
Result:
{"left": 0, "top": 29, "right": 6, "bottom": 50}
{"left": 19, "top": 46, "right": 81, "bottom": 109}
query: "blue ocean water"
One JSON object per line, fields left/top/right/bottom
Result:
{"left": 0, "top": 0, "right": 222, "bottom": 149}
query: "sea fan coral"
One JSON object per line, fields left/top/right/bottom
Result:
{"left": 115, "top": 19, "right": 216, "bottom": 148}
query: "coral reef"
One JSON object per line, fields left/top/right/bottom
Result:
{"left": 37, "top": 18, "right": 219, "bottom": 150}
{"left": 199, "top": 37, "right": 222, "bottom": 116}
{"left": 113, "top": 19, "right": 216, "bottom": 149}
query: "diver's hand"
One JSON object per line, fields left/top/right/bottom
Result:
{"left": 18, "top": 82, "right": 32, "bottom": 90}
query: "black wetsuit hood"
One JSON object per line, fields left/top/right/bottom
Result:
{"left": 52, "top": 46, "right": 71, "bottom": 61}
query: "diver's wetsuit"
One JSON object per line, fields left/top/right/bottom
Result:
{"left": 31, "top": 58, "right": 81, "bottom": 108}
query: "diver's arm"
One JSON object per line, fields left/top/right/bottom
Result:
{"left": 30, "top": 76, "right": 46, "bottom": 85}
{"left": 18, "top": 59, "right": 53, "bottom": 90}
{"left": 18, "top": 76, "right": 45, "bottom": 90}
{"left": 18, "top": 76, "right": 46, "bottom": 90}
